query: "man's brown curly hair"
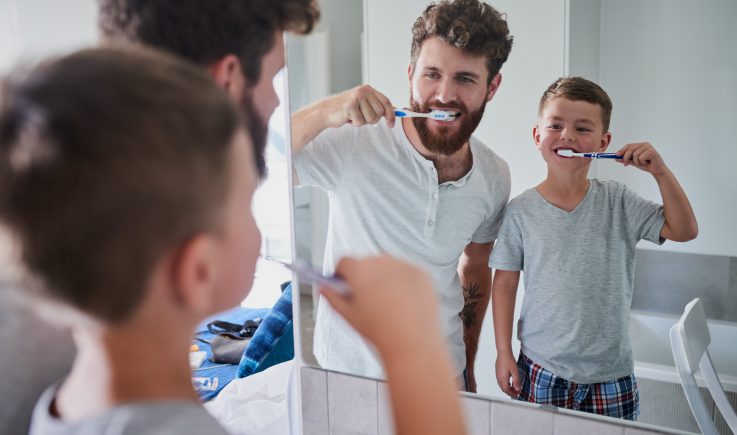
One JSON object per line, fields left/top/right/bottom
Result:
{"left": 410, "top": 0, "right": 513, "bottom": 85}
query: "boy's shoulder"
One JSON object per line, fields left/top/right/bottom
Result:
{"left": 506, "top": 187, "right": 541, "bottom": 210}
{"left": 31, "top": 384, "right": 230, "bottom": 435}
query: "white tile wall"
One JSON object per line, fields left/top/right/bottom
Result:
{"left": 377, "top": 382, "right": 395, "bottom": 435}
{"left": 491, "top": 401, "right": 554, "bottom": 435}
{"left": 301, "top": 367, "right": 691, "bottom": 435}
{"left": 461, "top": 395, "right": 491, "bottom": 435}
{"left": 554, "top": 413, "right": 624, "bottom": 435}
{"left": 327, "top": 371, "right": 378, "bottom": 434}
{"left": 301, "top": 367, "right": 329, "bottom": 435}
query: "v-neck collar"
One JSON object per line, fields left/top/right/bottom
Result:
{"left": 533, "top": 179, "right": 594, "bottom": 215}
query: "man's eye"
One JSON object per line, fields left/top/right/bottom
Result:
{"left": 425, "top": 72, "right": 440, "bottom": 79}
{"left": 577, "top": 127, "right": 592, "bottom": 132}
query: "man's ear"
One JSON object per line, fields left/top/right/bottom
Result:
{"left": 486, "top": 73, "right": 502, "bottom": 102}
{"left": 170, "top": 234, "right": 220, "bottom": 314}
{"left": 532, "top": 125, "right": 542, "bottom": 151}
{"left": 598, "top": 131, "right": 613, "bottom": 152}
{"left": 208, "top": 54, "right": 247, "bottom": 100}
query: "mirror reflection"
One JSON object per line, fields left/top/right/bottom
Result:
{"left": 289, "top": 0, "right": 737, "bottom": 432}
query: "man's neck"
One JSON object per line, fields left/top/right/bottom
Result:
{"left": 54, "top": 318, "right": 197, "bottom": 422}
{"left": 401, "top": 118, "right": 472, "bottom": 183}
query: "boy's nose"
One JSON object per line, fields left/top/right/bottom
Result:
{"left": 560, "top": 128, "right": 576, "bottom": 142}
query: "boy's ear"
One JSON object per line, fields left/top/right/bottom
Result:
{"left": 171, "top": 234, "right": 220, "bottom": 314}
{"left": 532, "top": 126, "right": 542, "bottom": 150}
{"left": 485, "top": 73, "right": 502, "bottom": 103}
{"left": 598, "top": 131, "right": 613, "bottom": 152}
{"left": 208, "top": 54, "right": 247, "bottom": 101}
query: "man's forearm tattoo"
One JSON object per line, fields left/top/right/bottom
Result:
{"left": 459, "top": 282, "right": 482, "bottom": 330}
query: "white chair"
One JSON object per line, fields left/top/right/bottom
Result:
{"left": 670, "top": 298, "right": 737, "bottom": 435}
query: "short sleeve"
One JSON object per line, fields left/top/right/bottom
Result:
{"left": 292, "top": 125, "right": 356, "bottom": 191}
{"left": 621, "top": 185, "right": 666, "bottom": 245}
{"left": 489, "top": 205, "right": 524, "bottom": 271}
{"left": 471, "top": 156, "right": 511, "bottom": 244}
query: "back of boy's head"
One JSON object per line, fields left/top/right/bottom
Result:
{"left": 538, "top": 76, "right": 613, "bottom": 132}
{"left": 0, "top": 47, "right": 244, "bottom": 324}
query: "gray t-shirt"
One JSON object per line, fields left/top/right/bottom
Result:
{"left": 490, "top": 180, "right": 665, "bottom": 383}
{"left": 294, "top": 120, "right": 510, "bottom": 378}
{"left": 30, "top": 383, "right": 231, "bottom": 435}
{"left": 0, "top": 287, "right": 74, "bottom": 435}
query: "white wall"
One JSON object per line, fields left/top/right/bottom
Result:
{"left": 0, "top": 0, "right": 97, "bottom": 74}
{"left": 366, "top": 0, "right": 568, "bottom": 397}
{"left": 595, "top": 0, "right": 737, "bottom": 258}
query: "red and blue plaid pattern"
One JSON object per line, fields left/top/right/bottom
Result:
{"left": 516, "top": 353, "right": 640, "bottom": 420}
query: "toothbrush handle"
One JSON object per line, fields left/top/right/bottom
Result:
{"left": 590, "top": 153, "right": 623, "bottom": 159}
{"left": 394, "top": 109, "right": 419, "bottom": 118}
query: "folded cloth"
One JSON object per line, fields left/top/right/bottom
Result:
{"left": 205, "top": 361, "right": 293, "bottom": 435}
{"left": 237, "top": 283, "right": 294, "bottom": 378}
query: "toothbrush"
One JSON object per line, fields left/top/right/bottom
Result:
{"left": 266, "top": 258, "right": 351, "bottom": 296}
{"left": 556, "top": 149, "right": 623, "bottom": 159}
{"left": 394, "top": 108, "right": 458, "bottom": 122}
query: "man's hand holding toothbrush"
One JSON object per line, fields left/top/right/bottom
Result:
{"left": 291, "top": 84, "right": 396, "bottom": 155}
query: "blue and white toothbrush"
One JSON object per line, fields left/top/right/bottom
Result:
{"left": 394, "top": 108, "right": 459, "bottom": 122}
{"left": 556, "top": 149, "right": 623, "bottom": 159}
{"left": 266, "top": 258, "right": 350, "bottom": 296}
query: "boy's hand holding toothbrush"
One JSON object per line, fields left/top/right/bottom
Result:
{"left": 616, "top": 141, "right": 668, "bottom": 176}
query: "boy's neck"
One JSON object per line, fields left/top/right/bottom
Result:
{"left": 537, "top": 169, "right": 591, "bottom": 212}
{"left": 54, "top": 316, "right": 198, "bottom": 422}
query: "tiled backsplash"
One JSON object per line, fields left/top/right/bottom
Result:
{"left": 632, "top": 249, "right": 737, "bottom": 322}
{"left": 300, "top": 366, "right": 690, "bottom": 435}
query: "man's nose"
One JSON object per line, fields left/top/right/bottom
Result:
{"left": 434, "top": 78, "right": 458, "bottom": 104}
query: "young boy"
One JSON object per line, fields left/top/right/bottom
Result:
{"left": 0, "top": 47, "right": 465, "bottom": 435}
{"left": 490, "top": 77, "right": 698, "bottom": 420}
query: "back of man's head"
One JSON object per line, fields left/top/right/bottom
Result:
{"left": 98, "top": 0, "right": 319, "bottom": 85}
{"left": 0, "top": 47, "right": 243, "bottom": 323}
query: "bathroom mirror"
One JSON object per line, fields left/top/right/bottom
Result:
{"left": 289, "top": 0, "right": 737, "bottom": 432}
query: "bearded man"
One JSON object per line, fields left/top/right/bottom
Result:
{"left": 291, "top": 0, "right": 513, "bottom": 392}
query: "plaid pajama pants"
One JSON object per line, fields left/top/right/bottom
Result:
{"left": 516, "top": 353, "right": 640, "bottom": 420}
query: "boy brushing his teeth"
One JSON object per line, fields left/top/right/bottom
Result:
{"left": 490, "top": 76, "right": 697, "bottom": 420}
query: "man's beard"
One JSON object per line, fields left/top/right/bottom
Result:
{"left": 240, "top": 92, "right": 269, "bottom": 178}
{"left": 409, "top": 90, "right": 486, "bottom": 156}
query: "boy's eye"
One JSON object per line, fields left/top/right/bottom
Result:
{"left": 548, "top": 124, "right": 562, "bottom": 130}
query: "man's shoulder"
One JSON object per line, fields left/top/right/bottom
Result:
{"left": 469, "top": 136, "right": 509, "bottom": 171}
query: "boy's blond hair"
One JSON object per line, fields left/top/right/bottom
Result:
{"left": 538, "top": 77, "right": 613, "bottom": 132}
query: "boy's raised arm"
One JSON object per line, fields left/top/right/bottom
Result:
{"left": 491, "top": 269, "right": 521, "bottom": 397}
{"left": 617, "top": 142, "right": 698, "bottom": 242}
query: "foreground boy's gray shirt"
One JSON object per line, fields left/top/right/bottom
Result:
{"left": 31, "top": 383, "right": 231, "bottom": 435}
{"left": 491, "top": 179, "right": 665, "bottom": 384}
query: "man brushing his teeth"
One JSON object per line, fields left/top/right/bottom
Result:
{"left": 291, "top": 0, "right": 513, "bottom": 392}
